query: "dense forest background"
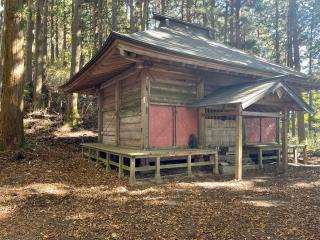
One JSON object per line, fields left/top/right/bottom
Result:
{"left": 0, "top": 0, "right": 320, "bottom": 150}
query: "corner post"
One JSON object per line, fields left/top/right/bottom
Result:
{"left": 97, "top": 90, "right": 103, "bottom": 143}
{"left": 235, "top": 104, "right": 243, "bottom": 180}
{"left": 140, "top": 65, "right": 150, "bottom": 149}
{"left": 281, "top": 108, "right": 288, "bottom": 172}
{"left": 115, "top": 81, "right": 120, "bottom": 146}
{"left": 197, "top": 79, "right": 205, "bottom": 147}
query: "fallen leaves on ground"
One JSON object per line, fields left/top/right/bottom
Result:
{"left": 0, "top": 115, "right": 319, "bottom": 239}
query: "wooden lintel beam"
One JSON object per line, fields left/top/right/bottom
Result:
{"left": 205, "top": 111, "right": 236, "bottom": 117}
{"left": 242, "top": 111, "right": 281, "bottom": 118}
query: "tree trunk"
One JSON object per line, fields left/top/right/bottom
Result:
{"left": 223, "top": 0, "right": 229, "bottom": 43}
{"left": 209, "top": 0, "right": 215, "bottom": 38}
{"left": 97, "top": 0, "right": 104, "bottom": 47}
{"left": 0, "top": 0, "right": 25, "bottom": 150}
{"left": 92, "top": 0, "right": 98, "bottom": 53}
{"left": 186, "top": 0, "right": 191, "bottom": 22}
{"left": 141, "top": 0, "right": 149, "bottom": 31}
{"left": 161, "top": 0, "right": 166, "bottom": 14}
{"left": 112, "top": 0, "right": 118, "bottom": 31}
{"left": 63, "top": 0, "right": 67, "bottom": 66}
{"left": 235, "top": 0, "right": 240, "bottom": 48}
{"left": 129, "top": 0, "right": 135, "bottom": 33}
{"left": 290, "top": 0, "right": 305, "bottom": 143}
{"left": 286, "top": 0, "right": 293, "bottom": 68}
{"left": 26, "top": 0, "right": 34, "bottom": 83}
{"left": 33, "top": 0, "right": 45, "bottom": 109}
{"left": 0, "top": 0, "right": 4, "bottom": 96}
{"left": 274, "top": 0, "right": 280, "bottom": 63}
{"left": 42, "top": 0, "right": 48, "bottom": 90}
{"left": 229, "top": 0, "right": 234, "bottom": 46}
{"left": 67, "top": 0, "right": 81, "bottom": 127}
{"left": 50, "top": 0, "right": 54, "bottom": 64}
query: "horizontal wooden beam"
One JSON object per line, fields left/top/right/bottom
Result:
{"left": 242, "top": 111, "right": 281, "bottom": 118}
{"left": 205, "top": 111, "right": 237, "bottom": 117}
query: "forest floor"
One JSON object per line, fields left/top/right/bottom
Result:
{"left": 0, "top": 114, "right": 320, "bottom": 240}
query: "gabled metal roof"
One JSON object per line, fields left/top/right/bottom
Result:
{"left": 192, "top": 78, "right": 312, "bottom": 113}
{"left": 119, "top": 27, "right": 307, "bottom": 78}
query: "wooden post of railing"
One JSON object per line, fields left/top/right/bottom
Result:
{"left": 155, "top": 157, "right": 161, "bottom": 182}
{"left": 118, "top": 156, "right": 124, "bottom": 178}
{"left": 129, "top": 158, "right": 136, "bottom": 185}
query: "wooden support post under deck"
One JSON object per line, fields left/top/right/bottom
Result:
{"left": 187, "top": 155, "right": 192, "bottom": 176}
{"left": 258, "top": 149, "right": 263, "bottom": 169}
{"left": 105, "top": 153, "right": 111, "bottom": 172}
{"left": 211, "top": 154, "right": 219, "bottom": 175}
{"left": 235, "top": 104, "right": 243, "bottom": 180}
{"left": 129, "top": 158, "right": 136, "bottom": 185}
{"left": 96, "top": 150, "right": 99, "bottom": 166}
{"left": 118, "top": 156, "right": 124, "bottom": 178}
{"left": 303, "top": 145, "right": 307, "bottom": 164}
{"left": 293, "top": 147, "right": 298, "bottom": 164}
{"left": 155, "top": 157, "right": 161, "bottom": 182}
{"left": 281, "top": 109, "right": 288, "bottom": 171}
{"left": 277, "top": 149, "right": 281, "bottom": 166}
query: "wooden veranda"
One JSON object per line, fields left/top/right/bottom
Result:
{"left": 82, "top": 143, "right": 218, "bottom": 185}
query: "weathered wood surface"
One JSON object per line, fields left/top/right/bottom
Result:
{"left": 82, "top": 143, "right": 219, "bottom": 185}
{"left": 148, "top": 69, "right": 198, "bottom": 105}
{"left": 102, "top": 84, "right": 116, "bottom": 146}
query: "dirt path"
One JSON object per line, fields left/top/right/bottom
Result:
{"left": 0, "top": 117, "right": 319, "bottom": 239}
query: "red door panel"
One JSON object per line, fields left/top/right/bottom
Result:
{"left": 149, "top": 105, "right": 174, "bottom": 147}
{"left": 261, "top": 118, "right": 276, "bottom": 143}
{"left": 176, "top": 107, "right": 198, "bottom": 146}
{"left": 245, "top": 118, "right": 261, "bottom": 144}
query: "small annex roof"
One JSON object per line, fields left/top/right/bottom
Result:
{"left": 192, "top": 78, "right": 312, "bottom": 113}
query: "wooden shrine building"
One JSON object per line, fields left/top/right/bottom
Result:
{"left": 61, "top": 14, "right": 318, "bottom": 184}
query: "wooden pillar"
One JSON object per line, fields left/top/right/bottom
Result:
{"left": 115, "top": 81, "right": 120, "bottom": 146}
{"left": 293, "top": 147, "right": 298, "bottom": 164}
{"left": 129, "top": 158, "right": 136, "bottom": 185}
{"left": 95, "top": 150, "right": 99, "bottom": 166}
{"left": 277, "top": 149, "right": 281, "bottom": 166}
{"left": 118, "top": 156, "right": 124, "bottom": 178}
{"left": 140, "top": 68, "right": 150, "bottom": 149}
{"left": 187, "top": 155, "right": 192, "bottom": 176}
{"left": 258, "top": 149, "right": 263, "bottom": 169}
{"left": 281, "top": 109, "right": 288, "bottom": 172}
{"left": 197, "top": 79, "right": 205, "bottom": 147}
{"left": 276, "top": 117, "right": 281, "bottom": 143}
{"left": 155, "top": 157, "right": 161, "bottom": 182}
{"left": 303, "top": 145, "right": 307, "bottom": 164}
{"left": 105, "top": 153, "right": 111, "bottom": 172}
{"left": 97, "top": 90, "right": 103, "bottom": 143}
{"left": 211, "top": 153, "right": 219, "bottom": 175}
{"left": 235, "top": 104, "right": 243, "bottom": 180}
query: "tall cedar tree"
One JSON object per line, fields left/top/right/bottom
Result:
{"left": 0, "top": 0, "right": 25, "bottom": 150}
{"left": 66, "top": 0, "right": 81, "bottom": 127}
{"left": 33, "top": 0, "right": 45, "bottom": 109}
